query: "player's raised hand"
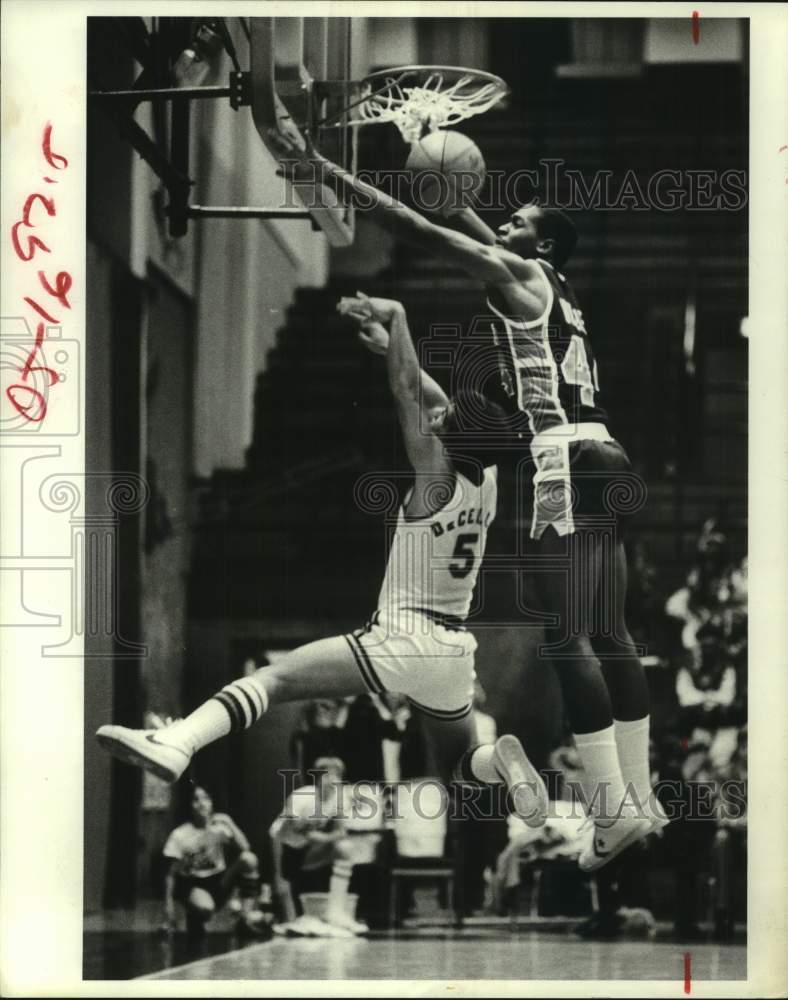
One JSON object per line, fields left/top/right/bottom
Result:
{"left": 357, "top": 321, "right": 390, "bottom": 356}
{"left": 337, "top": 292, "right": 373, "bottom": 322}
{"left": 338, "top": 291, "right": 404, "bottom": 326}
{"left": 337, "top": 294, "right": 389, "bottom": 355}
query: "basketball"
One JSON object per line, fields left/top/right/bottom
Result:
{"left": 406, "top": 130, "right": 486, "bottom": 215}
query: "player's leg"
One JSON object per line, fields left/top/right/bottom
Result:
{"left": 419, "top": 710, "right": 548, "bottom": 827}
{"left": 185, "top": 885, "right": 215, "bottom": 936}
{"left": 96, "top": 634, "right": 368, "bottom": 781}
{"left": 532, "top": 524, "right": 651, "bottom": 868}
{"left": 221, "top": 850, "right": 264, "bottom": 929}
{"left": 531, "top": 525, "right": 623, "bottom": 807}
{"left": 591, "top": 539, "right": 661, "bottom": 820}
{"left": 323, "top": 836, "right": 368, "bottom": 934}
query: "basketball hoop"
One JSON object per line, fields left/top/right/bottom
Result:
{"left": 322, "top": 65, "right": 509, "bottom": 145}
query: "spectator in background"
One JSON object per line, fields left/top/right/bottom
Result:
{"left": 675, "top": 617, "right": 738, "bottom": 770}
{"left": 161, "top": 785, "right": 265, "bottom": 938}
{"left": 269, "top": 756, "right": 368, "bottom": 936}
{"left": 665, "top": 519, "right": 743, "bottom": 654}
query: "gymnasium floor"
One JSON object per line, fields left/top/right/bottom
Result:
{"left": 143, "top": 930, "right": 745, "bottom": 983}
{"left": 84, "top": 906, "right": 746, "bottom": 982}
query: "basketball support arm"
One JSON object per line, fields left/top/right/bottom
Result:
{"left": 89, "top": 16, "right": 313, "bottom": 238}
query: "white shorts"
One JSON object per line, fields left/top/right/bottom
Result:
{"left": 344, "top": 609, "right": 476, "bottom": 720}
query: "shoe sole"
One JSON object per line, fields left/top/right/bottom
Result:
{"left": 493, "top": 734, "right": 548, "bottom": 828}
{"left": 578, "top": 818, "right": 653, "bottom": 873}
{"left": 95, "top": 727, "right": 182, "bottom": 783}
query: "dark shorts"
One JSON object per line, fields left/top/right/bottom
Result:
{"left": 174, "top": 870, "right": 232, "bottom": 909}
{"left": 282, "top": 845, "right": 331, "bottom": 895}
{"left": 527, "top": 432, "right": 643, "bottom": 540}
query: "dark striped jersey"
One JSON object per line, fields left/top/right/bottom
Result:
{"left": 487, "top": 259, "right": 608, "bottom": 433}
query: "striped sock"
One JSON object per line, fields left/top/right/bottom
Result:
{"left": 159, "top": 676, "right": 269, "bottom": 755}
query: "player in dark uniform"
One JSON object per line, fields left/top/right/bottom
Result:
{"left": 269, "top": 134, "right": 666, "bottom": 870}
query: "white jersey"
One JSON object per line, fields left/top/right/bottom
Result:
{"left": 377, "top": 467, "right": 497, "bottom": 621}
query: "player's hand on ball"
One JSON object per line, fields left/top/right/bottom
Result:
{"left": 358, "top": 321, "right": 389, "bottom": 356}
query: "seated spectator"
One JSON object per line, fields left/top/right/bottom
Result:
{"left": 161, "top": 785, "right": 265, "bottom": 938}
{"left": 269, "top": 756, "right": 368, "bottom": 935}
{"left": 665, "top": 519, "right": 735, "bottom": 652}
{"left": 490, "top": 801, "right": 592, "bottom": 916}
{"left": 675, "top": 617, "right": 738, "bottom": 769}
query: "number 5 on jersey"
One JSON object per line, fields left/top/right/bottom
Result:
{"left": 450, "top": 533, "right": 479, "bottom": 579}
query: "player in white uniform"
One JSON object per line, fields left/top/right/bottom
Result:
{"left": 97, "top": 295, "right": 548, "bottom": 888}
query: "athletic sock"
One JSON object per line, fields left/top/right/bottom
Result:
{"left": 158, "top": 675, "right": 269, "bottom": 755}
{"left": 453, "top": 744, "right": 502, "bottom": 785}
{"left": 326, "top": 859, "right": 352, "bottom": 922}
{"left": 614, "top": 716, "right": 652, "bottom": 813}
{"left": 573, "top": 725, "right": 630, "bottom": 824}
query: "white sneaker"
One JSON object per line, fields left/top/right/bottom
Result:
{"left": 648, "top": 797, "right": 671, "bottom": 834}
{"left": 325, "top": 911, "right": 369, "bottom": 935}
{"left": 578, "top": 814, "right": 653, "bottom": 872}
{"left": 492, "top": 734, "right": 549, "bottom": 828}
{"left": 95, "top": 725, "right": 191, "bottom": 782}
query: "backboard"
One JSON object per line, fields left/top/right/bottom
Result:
{"left": 250, "top": 17, "right": 359, "bottom": 247}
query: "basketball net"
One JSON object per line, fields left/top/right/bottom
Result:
{"left": 346, "top": 68, "right": 508, "bottom": 145}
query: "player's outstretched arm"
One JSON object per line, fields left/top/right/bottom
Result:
{"left": 441, "top": 205, "right": 499, "bottom": 246}
{"left": 376, "top": 303, "right": 452, "bottom": 477}
{"left": 269, "top": 130, "right": 522, "bottom": 285}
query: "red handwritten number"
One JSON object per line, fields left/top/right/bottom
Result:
{"left": 10, "top": 193, "right": 56, "bottom": 262}
{"left": 6, "top": 385, "right": 48, "bottom": 423}
{"left": 38, "top": 270, "right": 72, "bottom": 310}
{"left": 42, "top": 122, "right": 68, "bottom": 169}
{"left": 16, "top": 321, "right": 59, "bottom": 385}
{"left": 22, "top": 192, "right": 57, "bottom": 223}
{"left": 11, "top": 224, "right": 50, "bottom": 262}
{"left": 7, "top": 122, "right": 70, "bottom": 424}
{"left": 692, "top": 12, "right": 700, "bottom": 46}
